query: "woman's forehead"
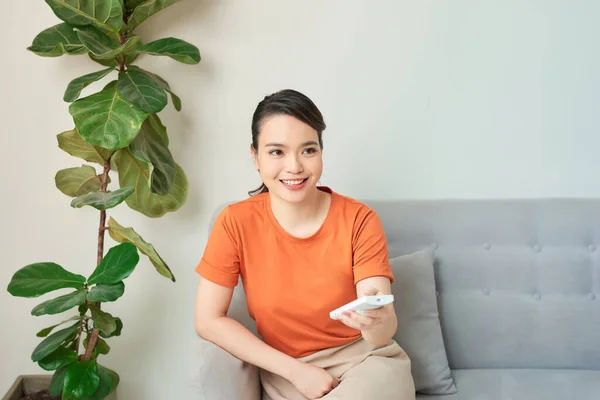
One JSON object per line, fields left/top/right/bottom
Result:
{"left": 259, "top": 115, "right": 318, "bottom": 145}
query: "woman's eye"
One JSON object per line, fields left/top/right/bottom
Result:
{"left": 303, "top": 147, "right": 317, "bottom": 154}
{"left": 269, "top": 149, "right": 283, "bottom": 156}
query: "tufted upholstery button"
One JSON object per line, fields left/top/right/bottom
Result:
{"left": 482, "top": 242, "right": 491, "bottom": 250}
{"left": 533, "top": 292, "right": 541, "bottom": 300}
{"left": 588, "top": 244, "right": 596, "bottom": 252}
{"left": 589, "top": 293, "right": 596, "bottom": 300}
{"left": 533, "top": 244, "right": 541, "bottom": 253}
{"left": 435, "top": 290, "right": 440, "bottom": 297}
{"left": 431, "top": 243, "right": 439, "bottom": 251}
{"left": 482, "top": 288, "right": 490, "bottom": 296}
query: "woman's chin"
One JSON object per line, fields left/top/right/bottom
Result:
{"left": 270, "top": 180, "right": 317, "bottom": 203}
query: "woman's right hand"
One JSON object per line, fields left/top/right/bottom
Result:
{"left": 288, "top": 362, "right": 339, "bottom": 399}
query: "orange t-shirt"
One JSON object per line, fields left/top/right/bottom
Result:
{"left": 195, "top": 187, "right": 394, "bottom": 358}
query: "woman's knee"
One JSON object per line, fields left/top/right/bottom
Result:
{"left": 336, "top": 356, "right": 415, "bottom": 399}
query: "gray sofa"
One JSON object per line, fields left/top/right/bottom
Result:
{"left": 190, "top": 199, "right": 600, "bottom": 399}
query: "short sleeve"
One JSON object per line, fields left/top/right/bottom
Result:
{"left": 195, "top": 206, "right": 240, "bottom": 287}
{"left": 352, "top": 208, "right": 395, "bottom": 285}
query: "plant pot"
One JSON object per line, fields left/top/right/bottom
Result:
{"left": 2, "top": 375, "right": 117, "bottom": 400}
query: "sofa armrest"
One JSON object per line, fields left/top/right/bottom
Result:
{"left": 189, "top": 334, "right": 261, "bottom": 400}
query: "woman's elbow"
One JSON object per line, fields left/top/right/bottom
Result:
{"left": 194, "top": 313, "right": 214, "bottom": 340}
{"left": 194, "top": 323, "right": 207, "bottom": 339}
{"left": 194, "top": 311, "right": 227, "bottom": 342}
{"left": 194, "top": 278, "right": 233, "bottom": 340}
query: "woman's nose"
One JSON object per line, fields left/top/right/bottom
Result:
{"left": 285, "top": 155, "right": 304, "bottom": 173}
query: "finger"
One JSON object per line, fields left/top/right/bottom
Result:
{"left": 332, "top": 378, "right": 341, "bottom": 388}
{"left": 347, "top": 311, "right": 375, "bottom": 327}
{"left": 340, "top": 312, "right": 373, "bottom": 331}
{"left": 364, "top": 307, "right": 386, "bottom": 318}
{"left": 340, "top": 313, "right": 361, "bottom": 330}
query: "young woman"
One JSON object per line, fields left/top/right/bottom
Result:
{"left": 194, "top": 89, "right": 415, "bottom": 400}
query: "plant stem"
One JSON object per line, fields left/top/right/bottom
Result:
{"left": 83, "top": 330, "right": 99, "bottom": 361}
{"left": 97, "top": 158, "right": 111, "bottom": 265}
{"left": 82, "top": 156, "right": 112, "bottom": 361}
{"left": 117, "top": 29, "right": 129, "bottom": 72}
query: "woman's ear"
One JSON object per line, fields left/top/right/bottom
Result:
{"left": 250, "top": 144, "right": 259, "bottom": 170}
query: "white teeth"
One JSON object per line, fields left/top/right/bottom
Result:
{"left": 282, "top": 179, "right": 305, "bottom": 185}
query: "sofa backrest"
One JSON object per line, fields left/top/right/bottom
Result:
{"left": 209, "top": 199, "right": 600, "bottom": 370}
{"left": 366, "top": 198, "right": 600, "bottom": 370}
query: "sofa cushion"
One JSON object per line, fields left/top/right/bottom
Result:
{"left": 416, "top": 369, "right": 600, "bottom": 400}
{"left": 390, "top": 247, "right": 457, "bottom": 395}
{"left": 190, "top": 331, "right": 261, "bottom": 400}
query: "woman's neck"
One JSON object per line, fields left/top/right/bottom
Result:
{"left": 269, "top": 188, "right": 330, "bottom": 232}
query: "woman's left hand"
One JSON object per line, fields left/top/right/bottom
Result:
{"left": 339, "top": 288, "right": 394, "bottom": 332}
{"left": 339, "top": 306, "right": 392, "bottom": 332}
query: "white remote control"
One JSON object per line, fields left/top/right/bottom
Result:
{"left": 329, "top": 295, "right": 394, "bottom": 320}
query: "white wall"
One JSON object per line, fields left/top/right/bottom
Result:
{"left": 2, "top": 0, "right": 599, "bottom": 398}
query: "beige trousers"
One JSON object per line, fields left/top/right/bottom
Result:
{"left": 260, "top": 338, "right": 415, "bottom": 400}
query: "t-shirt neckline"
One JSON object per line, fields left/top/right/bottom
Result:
{"left": 264, "top": 186, "right": 337, "bottom": 243}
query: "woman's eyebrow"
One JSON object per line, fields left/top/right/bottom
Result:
{"left": 265, "top": 141, "right": 318, "bottom": 147}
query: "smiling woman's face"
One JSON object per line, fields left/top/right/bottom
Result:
{"left": 251, "top": 114, "right": 323, "bottom": 204}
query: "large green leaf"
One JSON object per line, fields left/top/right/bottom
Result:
{"left": 74, "top": 25, "right": 116, "bottom": 56}
{"left": 31, "top": 322, "right": 80, "bottom": 362}
{"left": 137, "top": 37, "right": 200, "bottom": 64}
{"left": 88, "top": 364, "right": 119, "bottom": 400}
{"left": 32, "top": 289, "right": 87, "bottom": 316}
{"left": 45, "top": 0, "right": 123, "bottom": 33}
{"left": 88, "top": 242, "right": 139, "bottom": 285}
{"left": 64, "top": 361, "right": 100, "bottom": 398}
{"left": 99, "top": 317, "right": 122, "bottom": 338}
{"left": 55, "top": 165, "right": 102, "bottom": 197}
{"left": 142, "top": 112, "right": 168, "bottom": 145}
{"left": 71, "top": 187, "right": 134, "bottom": 210}
{"left": 130, "top": 114, "right": 175, "bottom": 195}
{"left": 127, "top": 0, "right": 183, "bottom": 30}
{"left": 8, "top": 263, "right": 86, "bottom": 298}
{"left": 87, "top": 282, "right": 125, "bottom": 302}
{"left": 117, "top": 67, "right": 168, "bottom": 113}
{"left": 89, "top": 305, "right": 117, "bottom": 336}
{"left": 49, "top": 367, "right": 67, "bottom": 397}
{"left": 114, "top": 149, "right": 188, "bottom": 218}
{"left": 39, "top": 347, "right": 78, "bottom": 371}
{"left": 28, "top": 23, "right": 87, "bottom": 57}
{"left": 76, "top": 26, "right": 141, "bottom": 60}
{"left": 37, "top": 316, "right": 81, "bottom": 337}
{"left": 57, "top": 129, "right": 113, "bottom": 164}
{"left": 139, "top": 69, "right": 181, "bottom": 112}
{"left": 107, "top": 217, "right": 175, "bottom": 281}
{"left": 69, "top": 81, "right": 148, "bottom": 151}
{"left": 64, "top": 68, "right": 114, "bottom": 102}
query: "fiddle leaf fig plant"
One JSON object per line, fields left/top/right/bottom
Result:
{"left": 7, "top": 1, "right": 199, "bottom": 398}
